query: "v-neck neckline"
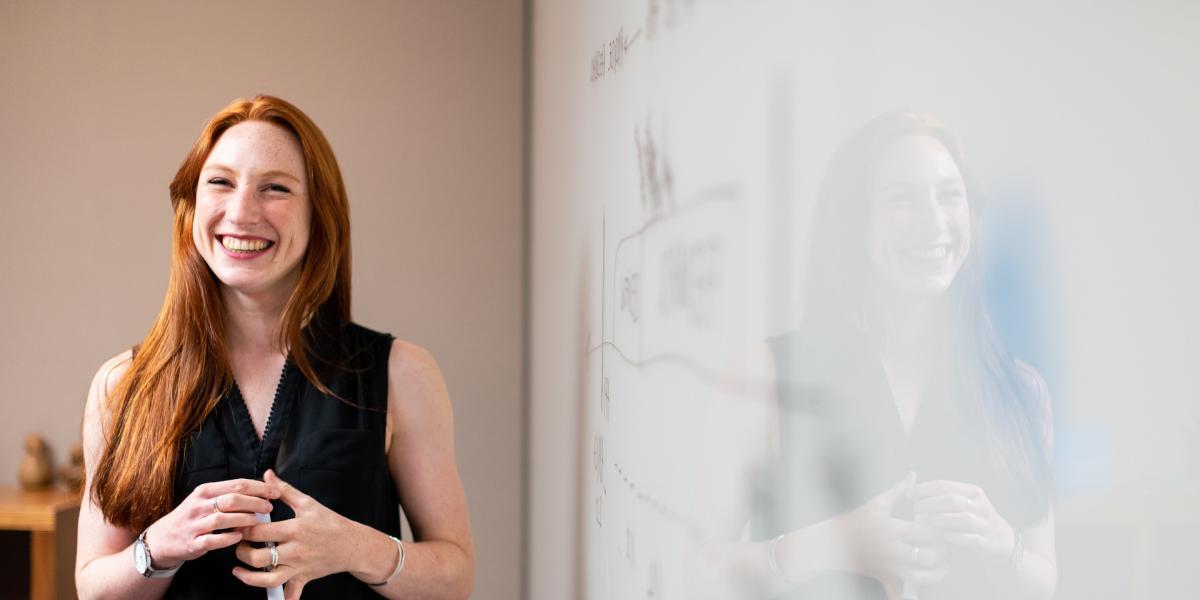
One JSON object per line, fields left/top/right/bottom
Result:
{"left": 881, "top": 365, "right": 926, "bottom": 439}
{"left": 873, "top": 354, "right": 937, "bottom": 445}
{"left": 228, "top": 358, "right": 296, "bottom": 472}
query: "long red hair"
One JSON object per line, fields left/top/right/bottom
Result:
{"left": 92, "top": 95, "right": 352, "bottom": 532}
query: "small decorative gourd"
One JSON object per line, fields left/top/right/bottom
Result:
{"left": 18, "top": 433, "right": 53, "bottom": 491}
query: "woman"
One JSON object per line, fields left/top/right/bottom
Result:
{"left": 758, "top": 111, "right": 1056, "bottom": 599}
{"left": 74, "top": 95, "right": 475, "bottom": 599}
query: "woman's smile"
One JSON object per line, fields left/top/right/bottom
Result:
{"left": 217, "top": 234, "right": 276, "bottom": 258}
{"left": 900, "top": 243, "right": 950, "bottom": 261}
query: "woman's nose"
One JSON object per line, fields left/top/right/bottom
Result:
{"left": 915, "top": 188, "right": 950, "bottom": 230}
{"left": 224, "top": 186, "right": 262, "bottom": 225}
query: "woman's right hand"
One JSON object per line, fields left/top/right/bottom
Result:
{"left": 829, "top": 472, "right": 949, "bottom": 596}
{"left": 142, "top": 479, "right": 280, "bottom": 568}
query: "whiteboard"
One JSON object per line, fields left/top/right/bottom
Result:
{"left": 529, "top": 2, "right": 1200, "bottom": 598}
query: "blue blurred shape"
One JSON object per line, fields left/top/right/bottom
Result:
{"left": 1054, "top": 424, "right": 1114, "bottom": 496}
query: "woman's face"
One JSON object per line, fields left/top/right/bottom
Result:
{"left": 866, "top": 134, "right": 971, "bottom": 298}
{"left": 193, "top": 121, "right": 312, "bottom": 300}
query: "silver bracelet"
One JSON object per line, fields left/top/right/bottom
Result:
{"left": 369, "top": 535, "right": 406, "bottom": 587}
{"left": 1009, "top": 529, "right": 1024, "bottom": 571}
{"left": 767, "top": 534, "right": 794, "bottom": 582}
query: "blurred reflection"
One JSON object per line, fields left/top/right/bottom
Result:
{"left": 760, "top": 111, "right": 1057, "bottom": 599}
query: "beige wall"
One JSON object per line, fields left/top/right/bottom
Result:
{"left": 0, "top": 2, "right": 524, "bottom": 598}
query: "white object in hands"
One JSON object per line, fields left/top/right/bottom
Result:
{"left": 256, "top": 512, "right": 284, "bottom": 600}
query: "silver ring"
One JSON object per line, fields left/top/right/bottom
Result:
{"left": 213, "top": 496, "right": 222, "bottom": 514}
{"left": 966, "top": 498, "right": 974, "bottom": 509}
{"left": 270, "top": 544, "right": 279, "bottom": 570}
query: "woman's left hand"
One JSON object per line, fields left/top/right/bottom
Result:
{"left": 231, "top": 469, "right": 357, "bottom": 599}
{"left": 911, "top": 480, "right": 1014, "bottom": 568}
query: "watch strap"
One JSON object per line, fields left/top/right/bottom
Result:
{"left": 137, "top": 529, "right": 183, "bottom": 578}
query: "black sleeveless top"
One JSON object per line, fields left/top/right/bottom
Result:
{"left": 760, "top": 325, "right": 1049, "bottom": 600}
{"left": 164, "top": 322, "right": 400, "bottom": 599}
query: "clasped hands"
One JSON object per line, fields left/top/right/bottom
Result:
{"left": 830, "top": 472, "right": 1016, "bottom": 596}
{"left": 142, "top": 469, "right": 376, "bottom": 600}
{"left": 232, "top": 469, "right": 367, "bottom": 598}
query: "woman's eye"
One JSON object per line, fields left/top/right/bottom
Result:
{"left": 940, "top": 189, "right": 966, "bottom": 204}
{"left": 207, "top": 178, "right": 232, "bottom": 187}
{"left": 265, "top": 184, "right": 291, "bottom": 194}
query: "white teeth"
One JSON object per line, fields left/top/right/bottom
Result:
{"left": 221, "top": 236, "right": 271, "bottom": 252}
{"left": 907, "top": 245, "right": 948, "bottom": 260}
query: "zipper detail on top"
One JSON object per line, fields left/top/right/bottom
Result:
{"left": 256, "top": 359, "right": 290, "bottom": 471}
{"left": 232, "top": 358, "right": 291, "bottom": 472}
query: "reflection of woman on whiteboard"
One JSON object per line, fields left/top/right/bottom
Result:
{"left": 759, "top": 111, "right": 1056, "bottom": 599}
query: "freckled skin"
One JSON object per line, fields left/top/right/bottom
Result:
{"left": 192, "top": 121, "right": 312, "bottom": 303}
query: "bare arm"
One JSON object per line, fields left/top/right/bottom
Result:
{"left": 342, "top": 340, "right": 476, "bottom": 599}
{"left": 76, "top": 352, "right": 278, "bottom": 599}
{"left": 74, "top": 351, "right": 172, "bottom": 600}
{"left": 988, "top": 510, "right": 1057, "bottom": 599}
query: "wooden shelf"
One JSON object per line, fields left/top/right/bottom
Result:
{"left": 0, "top": 487, "right": 81, "bottom": 532}
{"left": 0, "top": 485, "right": 81, "bottom": 600}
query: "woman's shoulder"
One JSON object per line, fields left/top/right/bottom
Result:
{"left": 88, "top": 349, "right": 134, "bottom": 405}
{"left": 82, "top": 349, "right": 135, "bottom": 437}
{"left": 386, "top": 338, "right": 442, "bottom": 385}
{"left": 1013, "top": 359, "right": 1052, "bottom": 408}
{"left": 380, "top": 336, "right": 451, "bottom": 429}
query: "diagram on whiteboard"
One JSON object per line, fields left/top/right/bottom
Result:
{"left": 582, "top": 102, "right": 775, "bottom": 600}
{"left": 566, "top": 1, "right": 788, "bottom": 598}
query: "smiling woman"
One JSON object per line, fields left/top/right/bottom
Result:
{"left": 74, "top": 96, "right": 475, "bottom": 600}
{"left": 756, "top": 111, "right": 1057, "bottom": 600}
{"left": 194, "top": 121, "right": 313, "bottom": 296}
{"left": 866, "top": 134, "right": 972, "bottom": 299}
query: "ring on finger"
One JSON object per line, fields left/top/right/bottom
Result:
{"left": 212, "top": 496, "right": 222, "bottom": 514}
{"left": 270, "top": 544, "right": 279, "bottom": 570}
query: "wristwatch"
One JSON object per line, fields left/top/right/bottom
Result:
{"left": 133, "top": 529, "right": 183, "bottom": 578}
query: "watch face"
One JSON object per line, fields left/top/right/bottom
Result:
{"left": 134, "top": 540, "right": 149, "bottom": 573}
